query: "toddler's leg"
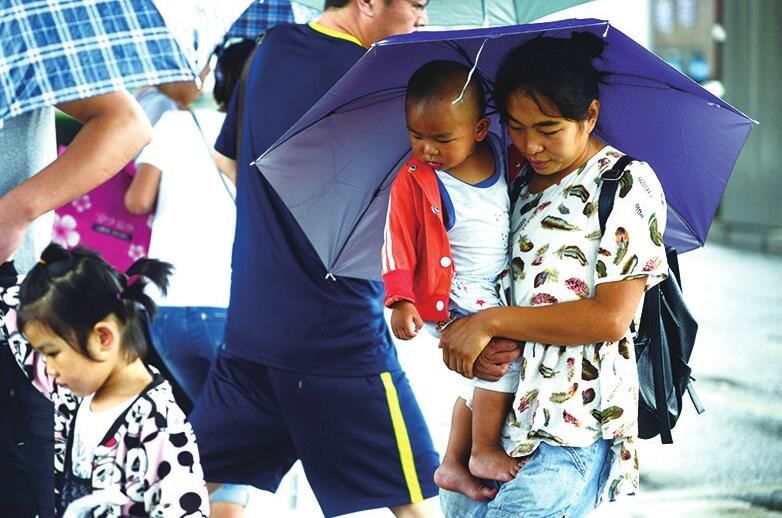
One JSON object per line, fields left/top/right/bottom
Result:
{"left": 434, "top": 398, "right": 497, "bottom": 501}
{"left": 468, "top": 388, "right": 526, "bottom": 482}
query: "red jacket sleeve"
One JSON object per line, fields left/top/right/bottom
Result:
{"left": 382, "top": 166, "right": 419, "bottom": 308}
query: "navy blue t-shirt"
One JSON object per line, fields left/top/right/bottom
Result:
{"left": 215, "top": 23, "right": 400, "bottom": 375}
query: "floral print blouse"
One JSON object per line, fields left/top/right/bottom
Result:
{"left": 499, "top": 146, "right": 668, "bottom": 500}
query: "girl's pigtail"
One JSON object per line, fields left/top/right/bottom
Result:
{"left": 19, "top": 243, "right": 73, "bottom": 306}
{"left": 120, "top": 258, "right": 173, "bottom": 319}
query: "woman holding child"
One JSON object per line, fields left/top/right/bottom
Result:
{"left": 437, "top": 33, "right": 669, "bottom": 516}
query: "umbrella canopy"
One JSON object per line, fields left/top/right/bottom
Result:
{"left": 253, "top": 19, "right": 755, "bottom": 281}
{"left": 424, "top": 0, "right": 592, "bottom": 27}
{"left": 0, "top": 0, "right": 251, "bottom": 122}
{"left": 224, "top": 0, "right": 295, "bottom": 40}
{"left": 291, "top": 0, "right": 592, "bottom": 28}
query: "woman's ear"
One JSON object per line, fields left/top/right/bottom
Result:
{"left": 475, "top": 117, "right": 491, "bottom": 142}
{"left": 89, "top": 320, "right": 120, "bottom": 360}
{"left": 585, "top": 99, "right": 600, "bottom": 133}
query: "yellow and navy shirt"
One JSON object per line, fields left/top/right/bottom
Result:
{"left": 215, "top": 23, "right": 400, "bottom": 375}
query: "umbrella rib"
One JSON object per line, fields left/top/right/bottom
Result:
{"left": 667, "top": 201, "right": 704, "bottom": 248}
{"left": 443, "top": 40, "right": 499, "bottom": 114}
{"left": 326, "top": 147, "right": 412, "bottom": 278}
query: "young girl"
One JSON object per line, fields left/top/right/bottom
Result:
{"left": 1, "top": 243, "right": 209, "bottom": 517}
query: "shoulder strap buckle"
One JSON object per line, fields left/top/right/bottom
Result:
{"left": 600, "top": 154, "right": 634, "bottom": 182}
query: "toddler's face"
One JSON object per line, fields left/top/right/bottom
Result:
{"left": 24, "top": 321, "right": 111, "bottom": 397}
{"left": 406, "top": 98, "right": 487, "bottom": 172}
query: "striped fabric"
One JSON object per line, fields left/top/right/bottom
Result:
{"left": 225, "top": 0, "right": 295, "bottom": 40}
{"left": 0, "top": 0, "right": 249, "bottom": 122}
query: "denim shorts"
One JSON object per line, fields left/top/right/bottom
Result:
{"left": 440, "top": 439, "right": 613, "bottom": 518}
{"left": 150, "top": 307, "right": 250, "bottom": 506}
{"left": 150, "top": 306, "right": 227, "bottom": 402}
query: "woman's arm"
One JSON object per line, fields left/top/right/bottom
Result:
{"left": 440, "top": 277, "right": 646, "bottom": 377}
{"left": 124, "top": 163, "right": 161, "bottom": 215}
{"left": 214, "top": 151, "right": 237, "bottom": 185}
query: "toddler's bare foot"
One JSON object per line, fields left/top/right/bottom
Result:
{"left": 469, "top": 447, "right": 526, "bottom": 482}
{"left": 434, "top": 458, "right": 498, "bottom": 501}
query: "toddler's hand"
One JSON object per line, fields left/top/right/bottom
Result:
{"left": 390, "top": 301, "right": 423, "bottom": 340}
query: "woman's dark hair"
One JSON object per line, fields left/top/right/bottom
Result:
{"left": 494, "top": 32, "right": 608, "bottom": 123}
{"left": 17, "top": 244, "right": 173, "bottom": 362}
{"left": 213, "top": 39, "right": 256, "bottom": 110}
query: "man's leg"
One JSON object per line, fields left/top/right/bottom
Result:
{"left": 390, "top": 497, "right": 440, "bottom": 517}
{"left": 271, "top": 368, "right": 440, "bottom": 518}
{"left": 189, "top": 351, "right": 298, "bottom": 502}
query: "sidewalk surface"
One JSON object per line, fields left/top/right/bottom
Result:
{"left": 244, "top": 243, "right": 782, "bottom": 516}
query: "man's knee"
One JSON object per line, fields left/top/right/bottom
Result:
{"left": 390, "top": 497, "right": 440, "bottom": 518}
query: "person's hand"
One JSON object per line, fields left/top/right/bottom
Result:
{"left": 390, "top": 301, "right": 423, "bottom": 340}
{"left": 473, "top": 338, "right": 522, "bottom": 382}
{"left": 0, "top": 201, "right": 32, "bottom": 263}
{"left": 439, "top": 312, "right": 495, "bottom": 378}
{"left": 62, "top": 488, "right": 131, "bottom": 517}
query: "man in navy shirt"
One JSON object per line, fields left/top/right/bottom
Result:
{"left": 189, "top": 1, "right": 441, "bottom": 517}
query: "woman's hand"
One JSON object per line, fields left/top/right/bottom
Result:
{"left": 439, "top": 310, "right": 496, "bottom": 378}
{"left": 472, "top": 338, "right": 523, "bottom": 381}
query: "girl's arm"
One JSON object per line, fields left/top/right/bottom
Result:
{"left": 124, "top": 163, "right": 161, "bottom": 215}
{"left": 140, "top": 409, "right": 210, "bottom": 516}
{"left": 214, "top": 151, "right": 237, "bottom": 185}
{"left": 2, "top": 306, "right": 57, "bottom": 398}
{"left": 439, "top": 277, "right": 646, "bottom": 378}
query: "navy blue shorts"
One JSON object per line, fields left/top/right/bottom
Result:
{"left": 189, "top": 351, "right": 439, "bottom": 517}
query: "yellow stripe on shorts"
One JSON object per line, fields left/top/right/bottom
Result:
{"left": 380, "top": 371, "right": 424, "bottom": 503}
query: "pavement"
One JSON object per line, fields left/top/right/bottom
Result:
{"left": 244, "top": 242, "right": 782, "bottom": 517}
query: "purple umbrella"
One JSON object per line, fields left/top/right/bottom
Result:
{"left": 253, "top": 19, "right": 755, "bottom": 282}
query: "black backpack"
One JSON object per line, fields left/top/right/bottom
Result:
{"left": 599, "top": 155, "right": 705, "bottom": 443}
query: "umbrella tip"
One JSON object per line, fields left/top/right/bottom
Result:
{"left": 325, "top": 272, "right": 337, "bottom": 281}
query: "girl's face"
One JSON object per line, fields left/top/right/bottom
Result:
{"left": 406, "top": 97, "right": 490, "bottom": 173}
{"left": 505, "top": 92, "right": 600, "bottom": 189}
{"left": 24, "top": 321, "right": 116, "bottom": 397}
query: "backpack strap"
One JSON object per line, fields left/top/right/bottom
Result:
{"left": 598, "top": 155, "right": 635, "bottom": 333}
{"left": 598, "top": 155, "right": 674, "bottom": 442}
{"left": 687, "top": 381, "right": 706, "bottom": 414}
{"left": 600, "top": 155, "right": 704, "bottom": 442}
{"left": 235, "top": 32, "right": 267, "bottom": 160}
{"left": 597, "top": 154, "right": 635, "bottom": 234}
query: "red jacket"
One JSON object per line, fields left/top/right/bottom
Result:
{"left": 382, "top": 156, "right": 453, "bottom": 321}
{"left": 382, "top": 147, "right": 525, "bottom": 322}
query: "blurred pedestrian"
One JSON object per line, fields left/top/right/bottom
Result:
{"left": 124, "top": 39, "right": 256, "bottom": 516}
{"left": 135, "top": 63, "right": 212, "bottom": 129}
{"left": 188, "top": 2, "right": 446, "bottom": 517}
{"left": 438, "top": 33, "right": 669, "bottom": 517}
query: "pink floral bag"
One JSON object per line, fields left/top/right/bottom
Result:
{"left": 53, "top": 146, "right": 153, "bottom": 271}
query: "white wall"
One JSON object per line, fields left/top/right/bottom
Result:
{"left": 535, "top": 0, "right": 652, "bottom": 49}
